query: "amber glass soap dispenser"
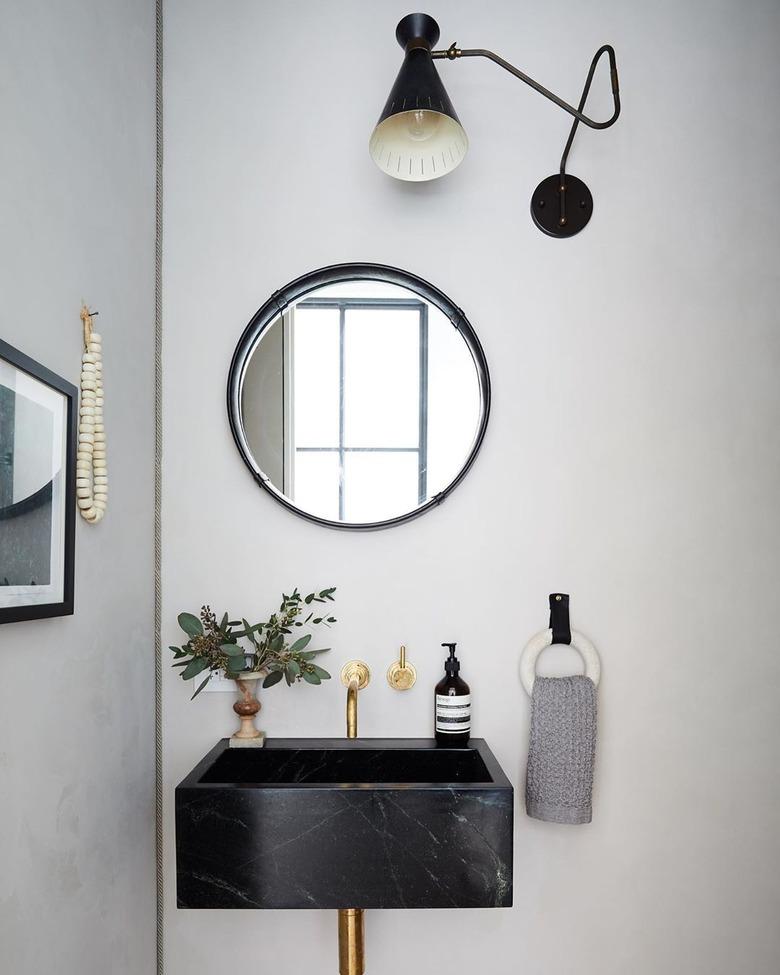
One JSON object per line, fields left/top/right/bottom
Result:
{"left": 435, "top": 643, "right": 471, "bottom": 747}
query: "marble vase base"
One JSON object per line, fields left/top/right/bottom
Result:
{"left": 229, "top": 734, "right": 266, "bottom": 748}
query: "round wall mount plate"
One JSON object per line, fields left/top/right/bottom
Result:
{"left": 530, "top": 173, "right": 593, "bottom": 238}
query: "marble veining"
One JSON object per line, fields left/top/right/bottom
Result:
{"left": 176, "top": 738, "right": 513, "bottom": 910}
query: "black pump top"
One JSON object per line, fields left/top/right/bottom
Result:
{"left": 442, "top": 642, "right": 460, "bottom": 675}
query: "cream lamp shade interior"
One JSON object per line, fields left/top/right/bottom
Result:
{"left": 369, "top": 13, "right": 468, "bottom": 182}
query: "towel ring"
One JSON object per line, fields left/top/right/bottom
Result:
{"left": 520, "top": 628, "right": 601, "bottom": 697}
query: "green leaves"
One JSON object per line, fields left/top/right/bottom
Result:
{"left": 220, "top": 643, "right": 244, "bottom": 657}
{"left": 172, "top": 587, "right": 337, "bottom": 699}
{"left": 288, "top": 634, "right": 311, "bottom": 654}
{"left": 178, "top": 612, "right": 203, "bottom": 637}
{"left": 299, "top": 648, "right": 330, "bottom": 660}
{"left": 191, "top": 676, "right": 212, "bottom": 699}
{"left": 181, "top": 657, "right": 210, "bottom": 680}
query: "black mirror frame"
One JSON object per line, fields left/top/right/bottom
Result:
{"left": 227, "top": 263, "right": 491, "bottom": 531}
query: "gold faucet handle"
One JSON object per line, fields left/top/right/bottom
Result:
{"left": 386, "top": 645, "right": 417, "bottom": 691}
{"left": 340, "top": 660, "right": 370, "bottom": 689}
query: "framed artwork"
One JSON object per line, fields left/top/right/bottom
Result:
{"left": 0, "top": 338, "right": 76, "bottom": 623}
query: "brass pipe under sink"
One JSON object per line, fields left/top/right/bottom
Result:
{"left": 338, "top": 661, "right": 370, "bottom": 975}
{"left": 338, "top": 908, "right": 365, "bottom": 975}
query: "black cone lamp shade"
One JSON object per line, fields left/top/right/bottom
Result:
{"left": 369, "top": 13, "right": 468, "bottom": 182}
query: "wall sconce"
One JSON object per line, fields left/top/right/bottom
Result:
{"left": 369, "top": 13, "right": 621, "bottom": 238}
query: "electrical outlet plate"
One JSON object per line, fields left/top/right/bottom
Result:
{"left": 200, "top": 673, "right": 236, "bottom": 693}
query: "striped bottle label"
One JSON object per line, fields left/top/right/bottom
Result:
{"left": 435, "top": 694, "right": 471, "bottom": 734}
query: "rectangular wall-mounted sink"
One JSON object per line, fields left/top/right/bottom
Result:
{"left": 176, "top": 738, "right": 513, "bottom": 910}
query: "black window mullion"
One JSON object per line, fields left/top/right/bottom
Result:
{"left": 297, "top": 296, "right": 429, "bottom": 517}
{"left": 338, "top": 303, "right": 346, "bottom": 521}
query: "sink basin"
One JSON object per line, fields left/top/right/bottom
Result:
{"left": 176, "top": 738, "right": 513, "bottom": 910}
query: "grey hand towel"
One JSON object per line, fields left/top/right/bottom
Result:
{"left": 525, "top": 675, "right": 597, "bottom": 824}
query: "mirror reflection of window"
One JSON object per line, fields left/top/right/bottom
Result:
{"left": 240, "top": 279, "right": 482, "bottom": 526}
{"left": 292, "top": 299, "right": 424, "bottom": 522}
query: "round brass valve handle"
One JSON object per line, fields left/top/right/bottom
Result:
{"left": 386, "top": 645, "right": 417, "bottom": 691}
{"left": 340, "top": 660, "right": 371, "bottom": 690}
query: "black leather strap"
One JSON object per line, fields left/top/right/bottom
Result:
{"left": 549, "top": 593, "right": 571, "bottom": 645}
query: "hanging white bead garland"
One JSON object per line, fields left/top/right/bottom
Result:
{"left": 77, "top": 306, "right": 107, "bottom": 523}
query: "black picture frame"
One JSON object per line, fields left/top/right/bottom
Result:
{"left": 227, "top": 263, "right": 491, "bottom": 531}
{"left": 0, "top": 338, "right": 76, "bottom": 623}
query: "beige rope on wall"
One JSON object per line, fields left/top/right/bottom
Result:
{"left": 77, "top": 305, "right": 107, "bottom": 523}
{"left": 154, "top": 0, "right": 165, "bottom": 970}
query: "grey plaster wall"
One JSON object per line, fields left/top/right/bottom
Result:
{"left": 0, "top": 1, "right": 157, "bottom": 972}
{"left": 162, "top": 2, "right": 780, "bottom": 973}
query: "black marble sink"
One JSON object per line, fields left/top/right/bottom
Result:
{"left": 176, "top": 738, "right": 513, "bottom": 910}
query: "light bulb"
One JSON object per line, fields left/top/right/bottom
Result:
{"left": 405, "top": 110, "right": 442, "bottom": 142}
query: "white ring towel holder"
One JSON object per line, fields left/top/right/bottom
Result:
{"left": 520, "top": 628, "right": 601, "bottom": 697}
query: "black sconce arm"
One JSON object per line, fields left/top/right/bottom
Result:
{"left": 431, "top": 43, "right": 620, "bottom": 133}
{"left": 431, "top": 41, "right": 620, "bottom": 236}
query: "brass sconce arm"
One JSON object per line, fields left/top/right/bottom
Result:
{"left": 431, "top": 43, "right": 620, "bottom": 133}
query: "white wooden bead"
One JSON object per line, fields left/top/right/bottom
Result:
{"left": 78, "top": 330, "right": 107, "bottom": 523}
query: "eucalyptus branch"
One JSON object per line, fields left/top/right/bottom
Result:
{"left": 170, "top": 587, "right": 337, "bottom": 698}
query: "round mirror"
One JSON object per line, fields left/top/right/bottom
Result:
{"left": 227, "top": 264, "right": 490, "bottom": 530}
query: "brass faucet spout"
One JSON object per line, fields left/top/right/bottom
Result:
{"left": 346, "top": 678, "right": 359, "bottom": 739}
{"left": 340, "top": 661, "right": 370, "bottom": 739}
